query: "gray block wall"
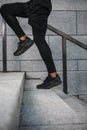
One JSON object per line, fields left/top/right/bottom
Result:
{"left": 0, "top": 0, "right": 87, "bottom": 95}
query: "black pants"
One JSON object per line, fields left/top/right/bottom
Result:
{"left": 0, "top": 2, "right": 56, "bottom": 73}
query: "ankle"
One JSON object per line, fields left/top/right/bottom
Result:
{"left": 50, "top": 72, "right": 57, "bottom": 78}
{"left": 19, "top": 35, "right": 27, "bottom": 41}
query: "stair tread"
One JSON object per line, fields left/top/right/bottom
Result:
{"left": 20, "top": 79, "right": 87, "bottom": 127}
{"left": 52, "top": 87, "right": 87, "bottom": 112}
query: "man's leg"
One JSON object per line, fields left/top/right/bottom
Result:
{"left": 0, "top": 2, "right": 34, "bottom": 55}
{"left": 32, "top": 24, "right": 56, "bottom": 74}
{"left": 32, "top": 21, "right": 62, "bottom": 89}
{"left": 0, "top": 3, "right": 28, "bottom": 38}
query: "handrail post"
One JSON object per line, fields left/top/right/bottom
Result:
{"left": 62, "top": 37, "right": 68, "bottom": 94}
{"left": 2, "top": 19, "right": 7, "bottom": 72}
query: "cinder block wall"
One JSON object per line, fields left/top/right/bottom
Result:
{"left": 0, "top": 0, "right": 87, "bottom": 95}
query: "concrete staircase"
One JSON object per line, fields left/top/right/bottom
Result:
{"left": 0, "top": 73, "right": 87, "bottom": 130}
{"left": 19, "top": 79, "right": 87, "bottom": 130}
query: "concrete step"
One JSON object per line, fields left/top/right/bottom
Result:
{"left": 19, "top": 79, "right": 87, "bottom": 130}
{"left": 77, "top": 94, "right": 87, "bottom": 104}
{"left": 25, "top": 80, "right": 87, "bottom": 111}
{"left": 0, "top": 72, "right": 25, "bottom": 130}
{"left": 52, "top": 87, "right": 87, "bottom": 112}
{"left": 20, "top": 124, "right": 87, "bottom": 130}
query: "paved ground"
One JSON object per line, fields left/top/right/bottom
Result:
{"left": 19, "top": 79, "right": 87, "bottom": 130}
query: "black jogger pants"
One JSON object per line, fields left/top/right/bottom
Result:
{"left": 0, "top": 2, "right": 56, "bottom": 73}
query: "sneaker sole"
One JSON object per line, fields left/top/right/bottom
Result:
{"left": 37, "top": 80, "right": 62, "bottom": 89}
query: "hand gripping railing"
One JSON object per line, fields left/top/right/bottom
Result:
{"left": 2, "top": 20, "right": 87, "bottom": 94}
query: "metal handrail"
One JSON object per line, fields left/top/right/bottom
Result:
{"left": 48, "top": 24, "right": 87, "bottom": 50}
{"left": 2, "top": 19, "right": 7, "bottom": 72}
{"left": 47, "top": 24, "right": 87, "bottom": 94}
